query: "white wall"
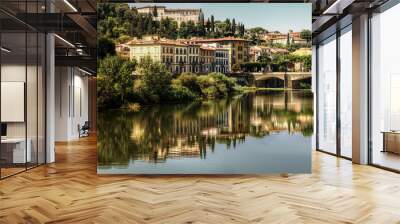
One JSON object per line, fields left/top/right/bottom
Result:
{"left": 55, "top": 67, "right": 89, "bottom": 141}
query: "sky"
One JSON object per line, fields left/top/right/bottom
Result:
{"left": 130, "top": 3, "right": 311, "bottom": 33}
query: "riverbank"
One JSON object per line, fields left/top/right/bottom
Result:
{"left": 99, "top": 88, "right": 313, "bottom": 112}
{"left": 239, "top": 86, "right": 312, "bottom": 92}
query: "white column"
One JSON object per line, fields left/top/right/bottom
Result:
{"left": 55, "top": 67, "right": 72, "bottom": 141}
{"left": 46, "top": 33, "right": 55, "bottom": 163}
{"left": 352, "top": 14, "right": 369, "bottom": 164}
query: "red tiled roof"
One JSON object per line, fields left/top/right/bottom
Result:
{"left": 191, "top": 37, "right": 250, "bottom": 42}
{"left": 126, "top": 39, "right": 186, "bottom": 46}
{"left": 200, "top": 46, "right": 216, "bottom": 51}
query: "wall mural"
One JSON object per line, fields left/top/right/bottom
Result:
{"left": 97, "top": 2, "right": 313, "bottom": 174}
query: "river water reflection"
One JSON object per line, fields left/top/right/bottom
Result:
{"left": 97, "top": 90, "right": 313, "bottom": 174}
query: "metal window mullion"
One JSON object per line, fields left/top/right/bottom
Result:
{"left": 367, "top": 11, "right": 373, "bottom": 165}
{"left": 36, "top": 0, "right": 39, "bottom": 167}
{"left": 316, "top": 44, "right": 320, "bottom": 151}
{"left": 25, "top": 0, "right": 28, "bottom": 171}
{"left": 336, "top": 28, "right": 341, "bottom": 157}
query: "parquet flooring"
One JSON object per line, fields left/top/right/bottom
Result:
{"left": 1, "top": 135, "right": 400, "bottom": 223}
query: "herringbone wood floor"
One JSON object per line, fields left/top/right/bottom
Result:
{"left": 1, "top": 135, "right": 400, "bottom": 224}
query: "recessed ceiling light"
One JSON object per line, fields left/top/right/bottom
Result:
{"left": 54, "top": 34, "right": 75, "bottom": 48}
{"left": 1, "top": 47, "right": 11, "bottom": 53}
{"left": 63, "top": 0, "right": 78, "bottom": 12}
{"left": 78, "top": 67, "right": 93, "bottom": 76}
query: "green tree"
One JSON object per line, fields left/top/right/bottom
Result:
{"left": 210, "top": 15, "right": 215, "bottom": 33}
{"left": 160, "top": 18, "right": 178, "bottom": 39}
{"left": 197, "top": 11, "right": 205, "bottom": 36}
{"left": 98, "top": 37, "right": 116, "bottom": 59}
{"left": 257, "top": 52, "right": 271, "bottom": 64}
{"left": 231, "top": 18, "right": 236, "bottom": 34}
{"left": 303, "top": 55, "right": 311, "bottom": 71}
{"left": 224, "top": 19, "right": 231, "bottom": 35}
{"left": 197, "top": 73, "right": 236, "bottom": 98}
{"left": 257, "top": 52, "right": 272, "bottom": 71}
{"left": 248, "top": 27, "right": 267, "bottom": 34}
{"left": 186, "top": 20, "right": 197, "bottom": 37}
{"left": 135, "top": 56, "right": 173, "bottom": 103}
{"left": 153, "top": 6, "right": 158, "bottom": 17}
{"left": 172, "top": 72, "right": 202, "bottom": 96}
{"left": 205, "top": 19, "right": 211, "bottom": 33}
{"left": 300, "top": 29, "right": 312, "bottom": 42}
{"left": 238, "top": 23, "right": 245, "bottom": 37}
{"left": 98, "top": 56, "right": 136, "bottom": 108}
{"left": 286, "top": 33, "right": 290, "bottom": 47}
{"left": 178, "top": 21, "right": 188, "bottom": 38}
{"left": 232, "top": 63, "right": 241, "bottom": 72}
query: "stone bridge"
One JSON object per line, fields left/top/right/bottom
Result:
{"left": 227, "top": 72, "right": 312, "bottom": 88}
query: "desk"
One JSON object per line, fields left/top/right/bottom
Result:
{"left": 1, "top": 138, "right": 31, "bottom": 163}
{"left": 382, "top": 131, "right": 400, "bottom": 154}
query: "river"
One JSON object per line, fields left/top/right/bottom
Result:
{"left": 97, "top": 90, "right": 313, "bottom": 174}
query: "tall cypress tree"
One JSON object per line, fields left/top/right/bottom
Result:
{"left": 197, "top": 11, "right": 205, "bottom": 36}
{"left": 205, "top": 19, "right": 211, "bottom": 33}
{"left": 211, "top": 15, "right": 215, "bottom": 33}
{"left": 232, "top": 18, "right": 236, "bottom": 34}
{"left": 153, "top": 6, "right": 158, "bottom": 17}
{"left": 224, "top": 19, "right": 231, "bottom": 35}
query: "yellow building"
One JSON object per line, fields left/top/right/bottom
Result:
{"left": 192, "top": 37, "right": 250, "bottom": 72}
{"left": 136, "top": 6, "right": 201, "bottom": 27}
{"left": 262, "top": 31, "right": 307, "bottom": 46}
{"left": 127, "top": 36, "right": 197, "bottom": 74}
{"left": 186, "top": 42, "right": 201, "bottom": 73}
{"left": 125, "top": 36, "right": 250, "bottom": 74}
{"left": 199, "top": 46, "right": 215, "bottom": 73}
{"left": 249, "top": 46, "right": 271, "bottom": 62}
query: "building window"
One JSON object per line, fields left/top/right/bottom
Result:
{"left": 370, "top": 4, "right": 400, "bottom": 171}
{"left": 339, "top": 26, "right": 352, "bottom": 158}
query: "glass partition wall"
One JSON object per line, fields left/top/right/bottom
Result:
{"left": 370, "top": 3, "right": 400, "bottom": 171}
{"left": 317, "top": 35, "right": 337, "bottom": 154}
{"left": 339, "top": 26, "right": 352, "bottom": 158}
{"left": 316, "top": 25, "right": 352, "bottom": 159}
{"left": 0, "top": 2, "right": 46, "bottom": 179}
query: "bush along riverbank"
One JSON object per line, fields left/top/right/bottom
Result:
{"left": 97, "top": 55, "right": 240, "bottom": 110}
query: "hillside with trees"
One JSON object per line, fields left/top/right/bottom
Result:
{"left": 98, "top": 3, "right": 246, "bottom": 43}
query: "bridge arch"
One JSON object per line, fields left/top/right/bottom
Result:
{"left": 255, "top": 77, "right": 284, "bottom": 88}
{"left": 291, "top": 77, "right": 312, "bottom": 89}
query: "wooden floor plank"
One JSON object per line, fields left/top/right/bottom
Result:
{"left": 0, "top": 135, "right": 400, "bottom": 223}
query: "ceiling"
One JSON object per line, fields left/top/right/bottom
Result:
{"left": 0, "top": 0, "right": 97, "bottom": 74}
